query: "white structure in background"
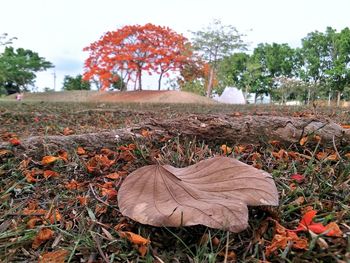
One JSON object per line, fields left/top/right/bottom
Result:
{"left": 213, "top": 87, "right": 246, "bottom": 104}
{"left": 286, "top": 100, "right": 302, "bottom": 106}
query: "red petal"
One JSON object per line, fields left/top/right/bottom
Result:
{"left": 308, "top": 223, "right": 327, "bottom": 234}
{"left": 290, "top": 174, "right": 305, "bottom": 183}
{"left": 301, "top": 210, "right": 317, "bottom": 226}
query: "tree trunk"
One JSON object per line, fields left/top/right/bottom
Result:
{"left": 206, "top": 67, "right": 215, "bottom": 98}
{"left": 133, "top": 76, "right": 137, "bottom": 91}
{"left": 158, "top": 72, "right": 163, "bottom": 91}
{"left": 5, "top": 115, "right": 349, "bottom": 158}
{"left": 328, "top": 88, "right": 331, "bottom": 106}
{"left": 337, "top": 91, "right": 341, "bottom": 107}
{"left": 138, "top": 68, "right": 142, "bottom": 91}
{"left": 307, "top": 88, "right": 311, "bottom": 105}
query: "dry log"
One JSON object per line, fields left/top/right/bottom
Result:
{"left": 1, "top": 115, "right": 349, "bottom": 158}
{"left": 141, "top": 115, "right": 349, "bottom": 146}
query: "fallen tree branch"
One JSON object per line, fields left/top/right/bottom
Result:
{"left": 139, "top": 115, "right": 349, "bottom": 146}
{"left": 1, "top": 115, "right": 349, "bottom": 158}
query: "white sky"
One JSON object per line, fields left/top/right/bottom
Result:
{"left": 1, "top": 0, "right": 349, "bottom": 91}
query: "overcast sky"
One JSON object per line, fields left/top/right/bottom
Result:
{"left": 1, "top": 0, "right": 349, "bottom": 91}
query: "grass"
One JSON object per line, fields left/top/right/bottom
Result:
{"left": 0, "top": 101, "right": 350, "bottom": 262}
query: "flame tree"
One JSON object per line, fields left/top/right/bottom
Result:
{"left": 83, "top": 23, "right": 191, "bottom": 91}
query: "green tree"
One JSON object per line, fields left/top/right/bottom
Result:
{"left": 191, "top": 19, "right": 247, "bottom": 97}
{"left": 218, "top": 53, "right": 269, "bottom": 101}
{"left": 62, "top": 74, "right": 91, "bottom": 91}
{"left": 252, "top": 43, "right": 298, "bottom": 101}
{"left": 324, "top": 27, "right": 350, "bottom": 106}
{"left": 0, "top": 46, "right": 52, "bottom": 94}
{"left": 299, "top": 30, "right": 330, "bottom": 103}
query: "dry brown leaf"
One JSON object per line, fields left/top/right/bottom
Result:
{"left": 32, "top": 228, "right": 54, "bottom": 249}
{"left": 38, "top": 249, "right": 69, "bottom": 263}
{"left": 118, "top": 156, "right": 278, "bottom": 232}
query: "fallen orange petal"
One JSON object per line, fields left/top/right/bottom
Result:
{"left": 77, "top": 195, "right": 89, "bottom": 206}
{"left": 43, "top": 170, "right": 60, "bottom": 179}
{"left": 104, "top": 172, "right": 121, "bottom": 180}
{"left": 41, "top": 156, "right": 59, "bottom": 165}
{"left": 39, "top": 249, "right": 69, "bottom": 263}
{"left": 118, "top": 231, "right": 150, "bottom": 246}
{"left": 325, "top": 222, "right": 343, "bottom": 237}
{"left": 32, "top": 228, "right": 54, "bottom": 249}
{"left": 138, "top": 244, "right": 148, "bottom": 257}
{"left": 299, "top": 136, "right": 308, "bottom": 146}
{"left": 9, "top": 138, "right": 21, "bottom": 146}
{"left": 76, "top": 147, "right": 86, "bottom": 155}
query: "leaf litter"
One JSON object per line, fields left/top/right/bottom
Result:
{"left": 0, "top": 102, "right": 350, "bottom": 262}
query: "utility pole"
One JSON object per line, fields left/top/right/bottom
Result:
{"left": 52, "top": 69, "right": 56, "bottom": 91}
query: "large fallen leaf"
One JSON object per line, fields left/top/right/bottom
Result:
{"left": 118, "top": 156, "right": 278, "bottom": 232}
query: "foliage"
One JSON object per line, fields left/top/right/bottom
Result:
{"left": 177, "top": 57, "right": 206, "bottom": 95}
{"left": 62, "top": 74, "right": 91, "bottom": 91}
{"left": 218, "top": 52, "right": 270, "bottom": 99}
{"left": 324, "top": 27, "right": 350, "bottom": 105}
{"left": 0, "top": 46, "right": 52, "bottom": 94}
{"left": 180, "top": 79, "right": 206, "bottom": 96}
{"left": 191, "top": 19, "right": 247, "bottom": 97}
{"left": 83, "top": 23, "right": 190, "bottom": 91}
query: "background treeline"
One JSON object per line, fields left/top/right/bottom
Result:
{"left": 211, "top": 27, "right": 350, "bottom": 105}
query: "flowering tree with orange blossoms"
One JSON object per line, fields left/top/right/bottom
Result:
{"left": 83, "top": 24, "right": 191, "bottom": 91}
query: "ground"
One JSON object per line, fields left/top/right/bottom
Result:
{"left": 7, "top": 90, "right": 216, "bottom": 104}
{"left": 0, "top": 95, "right": 349, "bottom": 262}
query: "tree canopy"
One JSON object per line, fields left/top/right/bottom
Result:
{"left": 191, "top": 19, "right": 247, "bottom": 97}
{"left": 62, "top": 74, "right": 91, "bottom": 91}
{"left": 83, "top": 23, "right": 191, "bottom": 91}
{"left": 0, "top": 44, "right": 53, "bottom": 95}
